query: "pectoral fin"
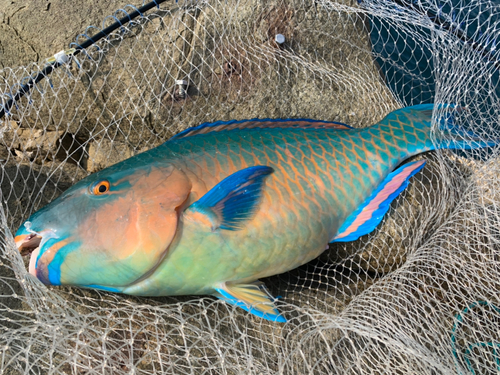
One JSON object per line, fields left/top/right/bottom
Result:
{"left": 185, "top": 166, "right": 273, "bottom": 231}
{"left": 215, "top": 281, "right": 286, "bottom": 322}
{"left": 331, "top": 160, "right": 426, "bottom": 242}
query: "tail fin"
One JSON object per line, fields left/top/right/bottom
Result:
{"left": 379, "top": 104, "right": 497, "bottom": 152}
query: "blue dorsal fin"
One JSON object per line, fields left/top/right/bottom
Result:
{"left": 331, "top": 160, "right": 426, "bottom": 242}
{"left": 170, "top": 118, "right": 352, "bottom": 140}
{"left": 185, "top": 166, "right": 273, "bottom": 231}
{"left": 214, "top": 281, "right": 286, "bottom": 322}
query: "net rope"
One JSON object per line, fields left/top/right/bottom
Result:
{"left": 1, "top": 0, "right": 499, "bottom": 373}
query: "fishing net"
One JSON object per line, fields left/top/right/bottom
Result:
{"left": 1, "top": 0, "right": 499, "bottom": 373}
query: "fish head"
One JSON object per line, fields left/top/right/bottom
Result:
{"left": 14, "top": 158, "right": 192, "bottom": 289}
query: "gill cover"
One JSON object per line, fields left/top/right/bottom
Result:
{"left": 22, "top": 163, "right": 192, "bottom": 288}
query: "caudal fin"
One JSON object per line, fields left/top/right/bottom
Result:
{"left": 433, "top": 104, "right": 498, "bottom": 150}
{"left": 380, "top": 104, "right": 497, "bottom": 152}
{"left": 331, "top": 104, "right": 496, "bottom": 244}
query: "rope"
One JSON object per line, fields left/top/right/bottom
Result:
{"left": 0, "top": 0, "right": 173, "bottom": 120}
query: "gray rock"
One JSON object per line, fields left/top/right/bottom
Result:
{"left": 87, "top": 138, "right": 134, "bottom": 173}
{"left": 2, "top": 0, "right": 398, "bottom": 146}
{"left": 0, "top": 0, "right": 133, "bottom": 69}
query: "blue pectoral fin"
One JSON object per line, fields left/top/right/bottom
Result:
{"left": 185, "top": 166, "right": 273, "bottom": 231}
{"left": 331, "top": 160, "right": 426, "bottom": 242}
{"left": 215, "top": 282, "right": 286, "bottom": 323}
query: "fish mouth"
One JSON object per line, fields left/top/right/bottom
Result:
{"left": 15, "top": 233, "right": 43, "bottom": 257}
{"left": 15, "top": 230, "right": 58, "bottom": 277}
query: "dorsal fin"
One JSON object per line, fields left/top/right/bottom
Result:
{"left": 171, "top": 118, "right": 352, "bottom": 140}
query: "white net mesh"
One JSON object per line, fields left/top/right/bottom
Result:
{"left": 1, "top": 0, "right": 499, "bottom": 373}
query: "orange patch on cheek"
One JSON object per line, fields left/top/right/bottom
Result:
{"left": 79, "top": 166, "right": 192, "bottom": 262}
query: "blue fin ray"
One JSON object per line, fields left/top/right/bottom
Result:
{"left": 186, "top": 166, "right": 273, "bottom": 231}
{"left": 214, "top": 281, "right": 286, "bottom": 323}
{"left": 331, "top": 160, "right": 426, "bottom": 242}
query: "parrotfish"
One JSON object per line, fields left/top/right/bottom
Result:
{"left": 14, "top": 104, "right": 492, "bottom": 322}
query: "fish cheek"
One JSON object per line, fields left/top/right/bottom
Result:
{"left": 76, "top": 167, "right": 192, "bottom": 283}
{"left": 133, "top": 168, "right": 192, "bottom": 259}
{"left": 79, "top": 197, "right": 144, "bottom": 259}
{"left": 67, "top": 198, "right": 158, "bottom": 285}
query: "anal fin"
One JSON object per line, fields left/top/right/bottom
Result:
{"left": 331, "top": 160, "right": 426, "bottom": 242}
{"left": 215, "top": 281, "right": 286, "bottom": 323}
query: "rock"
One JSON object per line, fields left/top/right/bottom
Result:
{"left": 53, "top": 132, "right": 87, "bottom": 166}
{"left": 0, "top": 121, "right": 22, "bottom": 149}
{"left": 87, "top": 138, "right": 134, "bottom": 173}
{"left": 0, "top": 122, "right": 86, "bottom": 166}
{"left": 0, "top": 145, "right": 10, "bottom": 161}
{"left": 2, "top": 0, "right": 399, "bottom": 147}
{"left": 0, "top": 0, "right": 134, "bottom": 69}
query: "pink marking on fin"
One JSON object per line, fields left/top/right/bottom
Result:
{"left": 334, "top": 160, "right": 426, "bottom": 240}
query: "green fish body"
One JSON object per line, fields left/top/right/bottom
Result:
{"left": 15, "top": 104, "right": 490, "bottom": 321}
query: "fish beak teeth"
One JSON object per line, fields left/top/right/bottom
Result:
{"left": 15, "top": 234, "right": 43, "bottom": 257}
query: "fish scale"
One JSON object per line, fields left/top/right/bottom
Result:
{"left": 126, "top": 116, "right": 426, "bottom": 296}
{"left": 15, "top": 104, "right": 492, "bottom": 321}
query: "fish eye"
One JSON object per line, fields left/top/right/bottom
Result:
{"left": 90, "top": 180, "right": 110, "bottom": 195}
